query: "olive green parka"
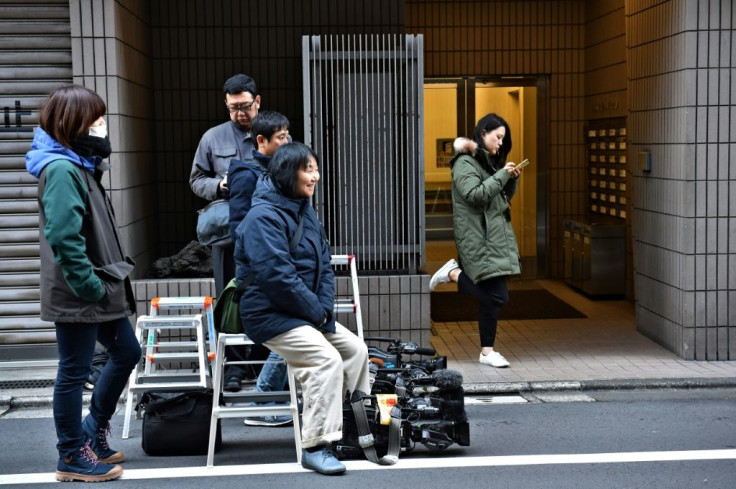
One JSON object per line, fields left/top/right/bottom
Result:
{"left": 451, "top": 149, "right": 521, "bottom": 283}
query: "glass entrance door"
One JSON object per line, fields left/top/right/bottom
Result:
{"left": 424, "top": 77, "right": 544, "bottom": 278}
{"left": 424, "top": 82, "right": 459, "bottom": 242}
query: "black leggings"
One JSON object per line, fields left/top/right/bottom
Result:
{"left": 457, "top": 273, "right": 509, "bottom": 347}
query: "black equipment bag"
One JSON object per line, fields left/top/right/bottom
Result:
{"left": 365, "top": 337, "right": 471, "bottom": 452}
{"left": 333, "top": 390, "right": 401, "bottom": 464}
{"left": 137, "top": 390, "right": 222, "bottom": 456}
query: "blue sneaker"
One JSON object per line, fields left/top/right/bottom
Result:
{"left": 56, "top": 441, "right": 123, "bottom": 482}
{"left": 82, "top": 416, "right": 124, "bottom": 464}
{"left": 301, "top": 446, "right": 346, "bottom": 475}
{"left": 243, "top": 415, "right": 292, "bottom": 427}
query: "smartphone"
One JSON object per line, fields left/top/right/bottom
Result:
{"left": 515, "top": 158, "right": 530, "bottom": 170}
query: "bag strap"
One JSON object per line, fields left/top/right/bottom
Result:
{"left": 153, "top": 396, "right": 199, "bottom": 420}
{"left": 235, "top": 213, "right": 305, "bottom": 296}
{"left": 289, "top": 213, "right": 305, "bottom": 251}
{"left": 349, "top": 390, "right": 400, "bottom": 465}
{"left": 136, "top": 391, "right": 205, "bottom": 418}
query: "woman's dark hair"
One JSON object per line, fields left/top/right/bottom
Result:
{"left": 223, "top": 73, "right": 258, "bottom": 98}
{"left": 472, "top": 113, "right": 512, "bottom": 166}
{"left": 268, "top": 142, "right": 318, "bottom": 198}
{"left": 39, "top": 84, "right": 106, "bottom": 149}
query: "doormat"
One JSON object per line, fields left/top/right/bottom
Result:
{"left": 430, "top": 289, "right": 586, "bottom": 322}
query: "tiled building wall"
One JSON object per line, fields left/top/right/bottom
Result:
{"left": 584, "top": 0, "right": 634, "bottom": 299}
{"left": 150, "top": 0, "right": 405, "bottom": 257}
{"left": 69, "top": 0, "right": 158, "bottom": 278}
{"left": 628, "top": 0, "right": 734, "bottom": 360}
{"left": 406, "top": 0, "right": 586, "bottom": 278}
{"left": 584, "top": 0, "right": 627, "bottom": 121}
{"left": 67, "top": 0, "right": 422, "bottom": 343}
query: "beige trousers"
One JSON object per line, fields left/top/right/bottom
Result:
{"left": 263, "top": 322, "right": 370, "bottom": 449}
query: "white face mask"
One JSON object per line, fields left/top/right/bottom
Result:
{"left": 89, "top": 124, "right": 107, "bottom": 139}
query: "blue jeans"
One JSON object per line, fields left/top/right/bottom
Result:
{"left": 256, "top": 351, "right": 289, "bottom": 392}
{"left": 54, "top": 317, "right": 141, "bottom": 458}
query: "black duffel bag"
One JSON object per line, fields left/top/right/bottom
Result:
{"left": 137, "top": 390, "right": 222, "bottom": 456}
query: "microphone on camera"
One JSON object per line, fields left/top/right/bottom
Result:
{"left": 432, "top": 369, "right": 463, "bottom": 391}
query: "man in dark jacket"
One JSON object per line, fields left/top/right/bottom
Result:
{"left": 228, "top": 110, "right": 290, "bottom": 238}
{"left": 190, "top": 74, "right": 260, "bottom": 390}
{"left": 190, "top": 73, "right": 260, "bottom": 296}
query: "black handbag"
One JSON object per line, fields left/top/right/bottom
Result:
{"left": 137, "top": 390, "right": 222, "bottom": 456}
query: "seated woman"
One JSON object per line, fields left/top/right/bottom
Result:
{"left": 233, "top": 142, "right": 370, "bottom": 475}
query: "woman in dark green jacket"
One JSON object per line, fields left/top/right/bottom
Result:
{"left": 26, "top": 85, "right": 141, "bottom": 482}
{"left": 429, "top": 113, "right": 522, "bottom": 368}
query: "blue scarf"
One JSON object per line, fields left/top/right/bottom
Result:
{"left": 26, "top": 127, "right": 98, "bottom": 178}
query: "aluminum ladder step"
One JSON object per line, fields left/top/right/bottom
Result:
{"left": 122, "top": 311, "right": 210, "bottom": 439}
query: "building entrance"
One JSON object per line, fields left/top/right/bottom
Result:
{"left": 423, "top": 77, "right": 547, "bottom": 278}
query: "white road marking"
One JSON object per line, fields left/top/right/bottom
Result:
{"left": 465, "top": 395, "right": 528, "bottom": 404}
{"left": 533, "top": 393, "right": 596, "bottom": 403}
{"left": 2, "top": 449, "right": 735, "bottom": 485}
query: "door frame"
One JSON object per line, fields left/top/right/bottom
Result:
{"left": 424, "top": 75, "right": 551, "bottom": 278}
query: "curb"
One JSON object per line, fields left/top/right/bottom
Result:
{"left": 3, "top": 377, "right": 736, "bottom": 411}
{"left": 463, "top": 377, "right": 736, "bottom": 395}
{"left": 10, "top": 395, "right": 55, "bottom": 408}
{"left": 4, "top": 392, "right": 93, "bottom": 410}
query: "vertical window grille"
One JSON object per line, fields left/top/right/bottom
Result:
{"left": 303, "top": 35, "right": 425, "bottom": 273}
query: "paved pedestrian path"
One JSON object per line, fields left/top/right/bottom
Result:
{"left": 433, "top": 279, "right": 736, "bottom": 392}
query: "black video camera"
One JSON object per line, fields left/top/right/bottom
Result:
{"left": 366, "top": 337, "right": 470, "bottom": 452}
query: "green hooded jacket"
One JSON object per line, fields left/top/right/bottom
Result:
{"left": 451, "top": 149, "right": 521, "bottom": 283}
{"left": 37, "top": 160, "right": 136, "bottom": 322}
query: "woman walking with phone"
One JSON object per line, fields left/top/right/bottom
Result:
{"left": 429, "top": 113, "right": 523, "bottom": 368}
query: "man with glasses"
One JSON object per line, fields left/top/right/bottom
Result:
{"left": 190, "top": 74, "right": 261, "bottom": 391}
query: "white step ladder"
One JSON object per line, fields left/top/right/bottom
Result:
{"left": 122, "top": 296, "right": 216, "bottom": 439}
{"left": 207, "top": 333, "right": 302, "bottom": 467}
{"left": 149, "top": 296, "right": 217, "bottom": 357}
{"left": 206, "top": 254, "right": 365, "bottom": 466}
{"left": 330, "top": 254, "right": 364, "bottom": 339}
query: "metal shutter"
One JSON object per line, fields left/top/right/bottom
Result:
{"left": 0, "top": 0, "right": 72, "bottom": 362}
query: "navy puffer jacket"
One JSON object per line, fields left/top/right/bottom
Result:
{"left": 227, "top": 151, "right": 269, "bottom": 238}
{"left": 233, "top": 176, "right": 335, "bottom": 344}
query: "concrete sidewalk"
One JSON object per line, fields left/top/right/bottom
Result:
{"left": 433, "top": 280, "right": 736, "bottom": 393}
{"left": 2, "top": 279, "right": 736, "bottom": 414}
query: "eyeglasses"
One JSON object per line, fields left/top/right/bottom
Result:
{"left": 226, "top": 102, "right": 255, "bottom": 114}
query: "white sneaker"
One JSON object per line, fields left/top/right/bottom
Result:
{"left": 479, "top": 351, "right": 510, "bottom": 368}
{"left": 429, "top": 259, "right": 460, "bottom": 291}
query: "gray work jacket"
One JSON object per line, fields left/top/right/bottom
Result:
{"left": 189, "top": 120, "right": 255, "bottom": 201}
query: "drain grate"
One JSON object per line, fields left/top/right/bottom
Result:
{"left": 0, "top": 379, "right": 55, "bottom": 390}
